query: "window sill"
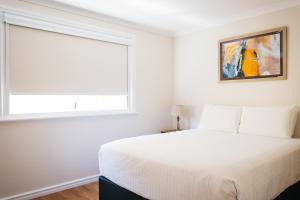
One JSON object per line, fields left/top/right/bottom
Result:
{"left": 0, "top": 110, "right": 137, "bottom": 122}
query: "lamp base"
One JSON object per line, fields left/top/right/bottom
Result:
{"left": 177, "top": 116, "right": 180, "bottom": 130}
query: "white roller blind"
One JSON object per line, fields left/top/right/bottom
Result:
{"left": 9, "top": 25, "right": 128, "bottom": 95}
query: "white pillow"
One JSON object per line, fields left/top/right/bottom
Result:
{"left": 198, "top": 104, "right": 242, "bottom": 133}
{"left": 239, "top": 105, "right": 298, "bottom": 138}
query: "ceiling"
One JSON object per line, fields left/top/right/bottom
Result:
{"left": 53, "top": 0, "right": 300, "bottom": 35}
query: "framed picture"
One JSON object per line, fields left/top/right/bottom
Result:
{"left": 219, "top": 27, "right": 287, "bottom": 82}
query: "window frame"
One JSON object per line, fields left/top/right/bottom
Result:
{"left": 0, "top": 8, "right": 136, "bottom": 121}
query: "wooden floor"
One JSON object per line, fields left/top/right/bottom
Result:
{"left": 27, "top": 179, "right": 300, "bottom": 200}
{"left": 34, "top": 182, "right": 99, "bottom": 200}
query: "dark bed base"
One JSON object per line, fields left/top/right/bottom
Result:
{"left": 99, "top": 176, "right": 300, "bottom": 200}
{"left": 99, "top": 176, "right": 147, "bottom": 200}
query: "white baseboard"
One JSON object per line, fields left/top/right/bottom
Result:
{"left": 1, "top": 174, "right": 100, "bottom": 200}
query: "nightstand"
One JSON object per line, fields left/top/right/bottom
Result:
{"left": 161, "top": 129, "right": 180, "bottom": 133}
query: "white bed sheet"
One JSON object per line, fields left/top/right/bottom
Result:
{"left": 99, "top": 129, "right": 300, "bottom": 200}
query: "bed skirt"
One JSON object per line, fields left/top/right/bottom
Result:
{"left": 99, "top": 176, "right": 300, "bottom": 200}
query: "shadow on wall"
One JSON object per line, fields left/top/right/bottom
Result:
{"left": 294, "top": 115, "right": 300, "bottom": 138}
{"left": 180, "top": 105, "right": 300, "bottom": 138}
{"left": 179, "top": 105, "right": 201, "bottom": 130}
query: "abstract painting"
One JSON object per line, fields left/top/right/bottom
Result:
{"left": 219, "top": 27, "right": 287, "bottom": 81}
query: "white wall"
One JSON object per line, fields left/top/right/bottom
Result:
{"left": 0, "top": 0, "right": 173, "bottom": 198}
{"left": 174, "top": 6, "right": 300, "bottom": 136}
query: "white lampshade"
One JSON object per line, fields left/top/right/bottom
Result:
{"left": 171, "top": 105, "right": 184, "bottom": 116}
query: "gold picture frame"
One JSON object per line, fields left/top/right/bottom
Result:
{"left": 218, "top": 27, "right": 287, "bottom": 82}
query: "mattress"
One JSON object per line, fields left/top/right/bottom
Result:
{"left": 99, "top": 129, "right": 300, "bottom": 200}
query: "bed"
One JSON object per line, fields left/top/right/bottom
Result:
{"left": 99, "top": 129, "right": 300, "bottom": 200}
{"left": 98, "top": 104, "right": 300, "bottom": 200}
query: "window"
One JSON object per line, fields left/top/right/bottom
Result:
{"left": 0, "top": 11, "right": 136, "bottom": 120}
{"left": 9, "top": 95, "right": 128, "bottom": 114}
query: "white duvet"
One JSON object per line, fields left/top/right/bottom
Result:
{"left": 99, "top": 129, "right": 300, "bottom": 200}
